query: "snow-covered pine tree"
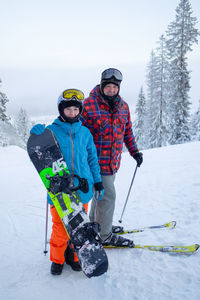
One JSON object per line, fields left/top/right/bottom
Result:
{"left": 134, "top": 86, "right": 147, "bottom": 149}
{"left": 0, "top": 128, "right": 9, "bottom": 146}
{"left": 146, "top": 50, "right": 160, "bottom": 148}
{"left": 0, "top": 78, "right": 10, "bottom": 146}
{"left": 0, "top": 78, "right": 9, "bottom": 122}
{"left": 166, "top": 0, "right": 199, "bottom": 145}
{"left": 15, "top": 108, "right": 31, "bottom": 145}
{"left": 190, "top": 100, "right": 200, "bottom": 141}
{"left": 154, "top": 35, "right": 171, "bottom": 147}
{"left": 0, "top": 79, "right": 27, "bottom": 147}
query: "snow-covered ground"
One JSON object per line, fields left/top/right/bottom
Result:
{"left": 1, "top": 141, "right": 200, "bottom": 300}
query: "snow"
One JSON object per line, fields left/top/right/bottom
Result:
{"left": 1, "top": 142, "right": 200, "bottom": 300}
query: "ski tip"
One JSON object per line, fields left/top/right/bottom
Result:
{"left": 170, "top": 221, "right": 176, "bottom": 229}
{"left": 185, "top": 244, "right": 199, "bottom": 253}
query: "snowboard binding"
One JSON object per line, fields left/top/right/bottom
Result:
{"left": 71, "top": 222, "right": 101, "bottom": 250}
{"left": 47, "top": 172, "right": 89, "bottom": 195}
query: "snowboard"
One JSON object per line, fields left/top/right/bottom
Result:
{"left": 27, "top": 128, "right": 108, "bottom": 278}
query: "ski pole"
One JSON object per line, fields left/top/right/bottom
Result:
{"left": 44, "top": 199, "right": 49, "bottom": 255}
{"left": 118, "top": 165, "right": 138, "bottom": 223}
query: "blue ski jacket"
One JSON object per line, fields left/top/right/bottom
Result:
{"left": 46, "top": 118, "right": 101, "bottom": 205}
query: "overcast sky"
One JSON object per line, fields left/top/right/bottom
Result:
{"left": 1, "top": 0, "right": 200, "bottom": 116}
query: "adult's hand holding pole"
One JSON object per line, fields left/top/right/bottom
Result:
{"left": 133, "top": 152, "right": 143, "bottom": 167}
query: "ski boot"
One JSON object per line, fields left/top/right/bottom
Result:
{"left": 102, "top": 232, "right": 134, "bottom": 247}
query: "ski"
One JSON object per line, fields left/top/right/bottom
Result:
{"left": 104, "top": 243, "right": 199, "bottom": 254}
{"left": 112, "top": 221, "right": 176, "bottom": 235}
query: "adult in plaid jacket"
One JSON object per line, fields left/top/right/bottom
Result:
{"left": 81, "top": 68, "right": 143, "bottom": 246}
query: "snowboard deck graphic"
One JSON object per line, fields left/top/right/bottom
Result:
{"left": 27, "top": 128, "right": 108, "bottom": 278}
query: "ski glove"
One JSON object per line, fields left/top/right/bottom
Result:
{"left": 30, "top": 124, "right": 45, "bottom": 135}
{"left": 94, "top": 182, "right": 104, "bottom": 201}
{"left": 133, "top": 152, "right": 143, "bottom": 167}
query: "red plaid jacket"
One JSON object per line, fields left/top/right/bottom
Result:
{"left": 81, "top": 85, "right": 139, "bottom": 175}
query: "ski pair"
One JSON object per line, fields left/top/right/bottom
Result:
{"left": 107, "top": 221, "right": 199, "bottom": 253}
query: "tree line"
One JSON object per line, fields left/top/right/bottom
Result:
{"left": 134, "top": 0, "right": 200, "bottom": 150}
{"left": 0, "top": 78, "right": 32, "bottom": 148}
{"left": 0, "top": 1, "right": 199, "bottom": 150}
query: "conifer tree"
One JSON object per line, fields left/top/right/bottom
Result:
{"left": 190, "top": 100, "right": 200, "bottom": 141}
{"left": 166, "top": 0, "right": 199, "bottom": 144}
{"left": 0, "top": 79, "right": 9, "bottom": 122}
{"left": 15, "top": 108, "right": 31, "bottom": 144}
{"left": 154, "top": 35, "right": 170, "bottom": 147}
{"left": 145, "top": 50, "right": 158, "bottom": 148}
{"left": 134, "top": 86, "right": 146, "bottom": 149}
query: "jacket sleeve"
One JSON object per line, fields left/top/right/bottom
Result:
{"left": 124, "top": 110, "right": 139, "bottom": 156}
{"left": 86, "top": 130, "right": 102, "bottom": 183}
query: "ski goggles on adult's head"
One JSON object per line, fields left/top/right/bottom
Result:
{"left": 101, "top": 68, "right": 123, "bottom": 82}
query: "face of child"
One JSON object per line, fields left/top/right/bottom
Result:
{"left": 63, "top": 106, "right": 80, "bottom": 119}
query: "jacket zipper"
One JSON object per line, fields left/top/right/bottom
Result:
{"left": 110, "top": 112, "right": 114, "bottom": 172}
{"left": 69, "top": 124, "right": 74, "bottom": 175}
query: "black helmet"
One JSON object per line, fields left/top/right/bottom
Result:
{"left": 101, "top": 68, "right": 123, "bottom": 82}
{"left": 100, "top": 68, "right": 123, "bottom": 101}
{"left": 57, "top": 89, "right": 84, "bottom": 123}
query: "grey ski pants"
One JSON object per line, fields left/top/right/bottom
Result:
{"left": 89, "top": 174, "right": 116, "bottom": 241}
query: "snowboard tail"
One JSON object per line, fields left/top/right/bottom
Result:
{"left": 27, "top": 129, "right": 108, "bottom": 278}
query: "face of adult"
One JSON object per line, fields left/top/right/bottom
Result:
{"left": 103, "top": 83, "right": 119, "bottom": 97}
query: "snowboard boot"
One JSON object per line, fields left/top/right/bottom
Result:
{"left": 64, "top": 245, "right": 82, "bottom": 271}
{"left": 50, "top": 262, "right": 64, "bottom": 275}
{"left": 102, "top": 233, "right": 134, "bottom": 248}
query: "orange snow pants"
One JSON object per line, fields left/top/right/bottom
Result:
{"left": 50, "top": 204, "right": 88, "bottom": 265}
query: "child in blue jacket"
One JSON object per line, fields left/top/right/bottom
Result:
{"left": 30, "top": 89, "right": 104, "bottom": 275}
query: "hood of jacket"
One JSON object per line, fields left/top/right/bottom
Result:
{"left": 51, "top": 117, "right": 82, "bottom": 135}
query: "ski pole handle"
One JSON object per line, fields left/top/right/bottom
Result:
{"left": 118, "top": 165, "right": 138, "bottom": 223}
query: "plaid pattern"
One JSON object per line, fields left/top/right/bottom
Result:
{"left": 81, "top": 85, "right": 139, "bottom": 175}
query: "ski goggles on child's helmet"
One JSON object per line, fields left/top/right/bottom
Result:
{"left": 58, "top": 89, "right": 84, "bottom": 105}
{"left": 101, "top": 68, "right": 123, "bottom": 82}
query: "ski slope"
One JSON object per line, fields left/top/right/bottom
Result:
{"left": 0, "top": 142, "right": 200, "bottom": 300}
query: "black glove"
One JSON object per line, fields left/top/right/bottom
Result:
{"left": 133, "top": 152, "right": 143, "bottom": 167}
{"left": 94, "top": 182, "right": 104, "bottom": 201}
